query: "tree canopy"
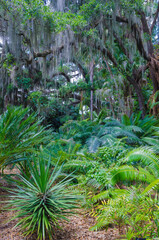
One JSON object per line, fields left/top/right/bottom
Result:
{"left": 0, "top": 0, "right": 159, "bottom": 121}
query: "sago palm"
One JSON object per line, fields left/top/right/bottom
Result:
{"left": 0, "top": 106, "right": 51, "bottom": 168}
{"left": 110, "top": 147, "right": 159, "bottom": 194}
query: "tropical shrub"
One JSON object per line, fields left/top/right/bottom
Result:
{"left": 0, "top": 106, "right": 51, "bottom": 168}
{"left": 97, "top": 141, "right": 129, "bottom": 167}
{"left": 6, "top": 156, "right": 80, "bottom": 240}
{"left": 110, "top": 147, "right": 159, "bottom": 193}
{"left": 90, "top": 188, "right": 159, "bottom": 239}
{"left": 60, "top": 114, "right": 159, "bottom": 154}
{"left": 45, "top": 139, "right": 82, "bottom": 165}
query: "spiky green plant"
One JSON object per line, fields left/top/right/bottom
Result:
{"left": 0, "top": 106, "right": 51, "bottom": 168}
{"left": 6, "top": 156, "right": 80, "bottom": 240}
{"left": 127, "top": 112, "right": 159, "bottom": 138}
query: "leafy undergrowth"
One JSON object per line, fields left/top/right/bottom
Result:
{"left": 1, "top": 107, "right": 159, "bottom": 239}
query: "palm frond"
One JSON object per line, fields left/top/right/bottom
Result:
{"left": 110, "top": 165, "right": 155, "bottom": 185}
{"left": 121, "top": 114, "right": 131, "bottom": 126}
{"left": 142, "top": 179, "right": 159, "bottom": 194}
{"left": 125, "top": 147, "right": 159, "bottom": 178}
{"left": 0, "top": 106, "right": 51, "bottom": 167}
{"left": 92, "top": 189, "right": 128, "bottom": 203}
{"left": 63, "top": 159, "right": 97, "bottom": 174}
{"left": 86, "top": 136, "right": 101, "bottom": 153}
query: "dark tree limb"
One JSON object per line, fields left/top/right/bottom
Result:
{"left": 73, "top": 59, "right": 87, "bottom": 78}
{"left": 51, "top": 72, "right": 71, "bottom": 82}
{"left": 132, "top": 64, "right": 149, "bottom": 83}
{"left": 94, "top": 40, "right": 118, "bottom": 66}
{"left": 115, "top": 15, "right": 128, "bottom": 23}
{"left": 138, "top": 11, "right": 154, "bottom": 55}
{"left": 151, "top": 2, "right": 159, "bottom": 34}
{"left": 127, "top": 75, "right": 146, "bottom": 118}
{"left": 113, "top": 31, "right": 131, "bottom": 62}
{"left": 33, "top": 46, "right": 64, "bottom": 58}
{"left": 69, "top": 100, "right": 81, "bottom": 106}
{"left": 131, "top": 23, "right": 150, "bottom": 61}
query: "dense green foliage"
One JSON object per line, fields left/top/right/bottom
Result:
{"left": 1, "top": 106, "right": 159, "bottom": 239}
{"left": 1, "top": 0, "right": 159, "bottom": 239}
{"left": 0, "top": 106, "right": 51, "bottom": 168}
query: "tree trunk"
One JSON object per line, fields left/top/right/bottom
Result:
{"left": 90, "top": 60, "right": 94, "bottom": 121}
{"left": 149, "top": 58, "right": 159, "bottom": 115}
{"left": 127, "top": 76, "right": 146, "bottom": 118}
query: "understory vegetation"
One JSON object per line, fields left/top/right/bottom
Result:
{"left": 1, "top": 106, "right": 159, "bottom": 239}
{"left": 1, "top": 0, "right": 159, "bottom": 240}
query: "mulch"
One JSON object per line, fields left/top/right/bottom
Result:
{"left": 0, "top": 168, "right": 120, "bottom": 240}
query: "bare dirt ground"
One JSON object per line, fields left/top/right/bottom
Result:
{"left": 0, "top": 169, "right": 119, "bottom": 240}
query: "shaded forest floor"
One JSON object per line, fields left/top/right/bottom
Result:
{"left": 0, "top": 169, "right": 119, "bottom": 240}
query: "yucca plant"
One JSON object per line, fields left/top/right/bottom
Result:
{"left": 6, "top": 156, "right": 80, "bottom": 239}
{"left": 0, "top": 106, "right": 51, "bottom": 168}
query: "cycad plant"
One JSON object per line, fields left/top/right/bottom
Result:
{"left": 6, "top": 156, "right": 80, "bottom": 240}
{"left": 0, "top": 106, "right": 51, "bottom": 168}
{"left": 60, "top": 117, "right": 142, "bottom": 153}
{"left": 109, "top": 147, "right": 159, "bottom": 193}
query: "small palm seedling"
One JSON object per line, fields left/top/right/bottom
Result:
{"left": 90, "top": 187, "right": 159, "bottom": 239}
{"left": 6, "top": 156, "right": 80, "bottom": 239}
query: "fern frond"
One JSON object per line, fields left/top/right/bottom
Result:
{"left": 63, "top": 159, "right": 97, "bottom": 174}
{"left": 124, "top": 125, "right": 143, "bottom": 134}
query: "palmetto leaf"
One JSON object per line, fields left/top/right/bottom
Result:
{"left": 110, "top": 165, "right": 155, "bottom": 186}
{"left": 92, "top": 189, "right": 128, "bottom": 203}
{"left": 142, "top": 179, "right": 159, "bottom": 194}
{"left": 110, "top": 147, "right": 159, "bottom": 193}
